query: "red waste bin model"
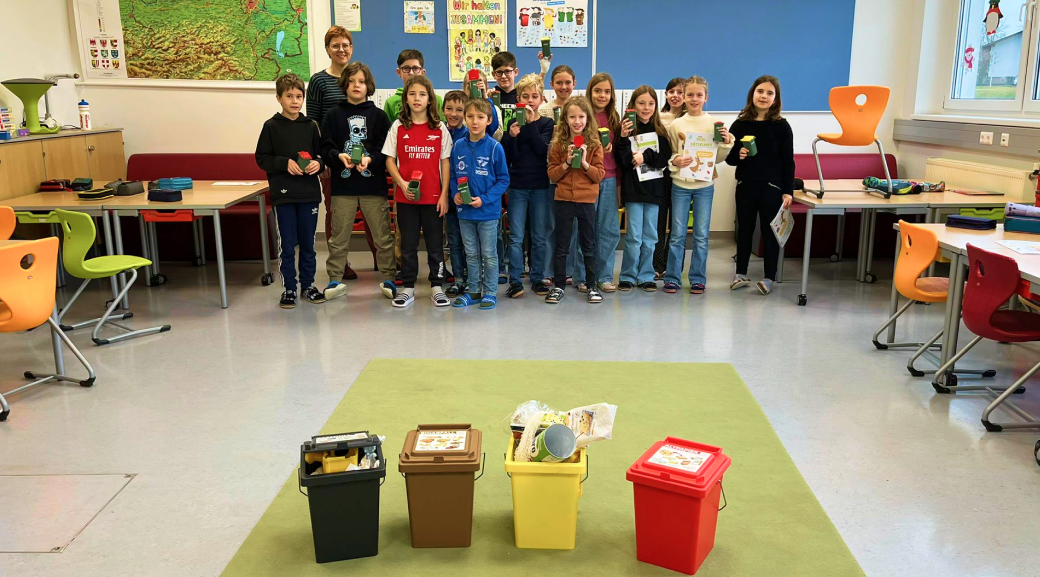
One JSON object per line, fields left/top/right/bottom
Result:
{"left": 626, "top": 437, "right": 731, "bottom": 575}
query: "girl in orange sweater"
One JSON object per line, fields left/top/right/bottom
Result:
{"left": 545, "top": 96, "right": 605, "bottom": 304}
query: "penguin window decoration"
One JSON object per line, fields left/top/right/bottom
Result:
{"left": 984, "top": 0, "right": 1002, "bottom": 36}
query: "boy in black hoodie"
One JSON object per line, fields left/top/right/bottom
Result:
{"left": 256, "top": 73, "right": 325, "bottom": 309}
{"left": 320, "top": 62, "right": 397, "bottom": 300}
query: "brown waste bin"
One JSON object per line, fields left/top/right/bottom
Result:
{"left": 399, "top": 424, "right": 484, "bottom": 548}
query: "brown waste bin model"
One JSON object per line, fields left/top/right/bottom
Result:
{"left": 399, "top": 424, "right": 484, "bottom": 548}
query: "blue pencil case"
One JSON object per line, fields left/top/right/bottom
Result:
{"left": 157, "top": 177, "right": 193, "bottom": 191}
{"left": 1004, "top": 215, "right": 1040, "bottom": 235}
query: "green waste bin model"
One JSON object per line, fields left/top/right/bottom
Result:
{"left": 298, "top": 431, "right": 385, "bottom": 563}
{"left": 399, "top": 424, "right": 484, "bottom": 548}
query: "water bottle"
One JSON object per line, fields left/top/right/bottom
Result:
{"left": 78, "top": 100, "right": 91, "bottom": 130}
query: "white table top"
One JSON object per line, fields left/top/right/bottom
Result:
{"left": 2, "top": 181, "right": 268, "bottom": 212}
{"left": 795, "top": 179, "right": 1019, "bottom": 210}
{"left": 904, "top": 223, "right": 1040, "bottom": 285}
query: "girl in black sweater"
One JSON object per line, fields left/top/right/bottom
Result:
{"left": 616, "top": 85, "right": 673, "bottom": 291}
{"left": 725, "top": 75, "right": 795, "bottom": 296}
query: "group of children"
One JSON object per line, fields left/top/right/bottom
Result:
{"left": 256, "top": 25, "right": 795, "bottom": 310}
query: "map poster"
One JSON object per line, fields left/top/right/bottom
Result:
{"left": 447, "top": 1, "right": 507, "bottom": 82}
{"left": 77, "top": 0, "right": 128, "bottom": 79}
{"left": 404, "top": 1, "right": 434, "bottom": 34}
{"left": 116, "top": 0, "right": 310, "bottom": 81}
{"left": 516, "top": 0, "right": 588, "bottom": 48}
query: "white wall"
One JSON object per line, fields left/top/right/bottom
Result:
{"left": 0, "top": 0, "right": 944, "bottom": 233}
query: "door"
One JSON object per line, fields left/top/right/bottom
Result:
{"left": 0, "top": 141, "right": 46, "bottom": 201}
{"left": 42, "top": 136, "right": 90, "bottom": 181}
{"left": 86, "top": 132, "right": 126, "bottom": 182}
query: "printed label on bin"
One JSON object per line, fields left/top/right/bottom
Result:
{"left": 415, "top": 430, "right": 467, "bottom": 451}
{"left": 648, "top": 444, "right": 713, "bottom": 474}
{"left": 315, "top": 432, "right": 370, "bottom": 444}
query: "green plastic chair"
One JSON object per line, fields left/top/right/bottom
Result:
{"left": 55, "top": 209, "right": 171, "bottom": 346}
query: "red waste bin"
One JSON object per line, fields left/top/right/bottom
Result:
{"left": 626, "top": 437, "right": 731, "bottom": 575}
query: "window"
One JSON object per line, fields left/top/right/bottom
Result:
{"left": 946, "top": 0, "right": 1038, "bottom": 112}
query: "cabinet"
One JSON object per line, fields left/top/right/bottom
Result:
{"left": 0, "top": 129, "right": 125, "bottom": 202}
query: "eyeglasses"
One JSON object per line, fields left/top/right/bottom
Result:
{"left": 329, "top": 43, "right": 352, "bottom": 52}
{"left": 399, "top": 66, "right": 423, "bottom": 74}
{"left": 492, "top": 68, "right": 515, "bottom": 78}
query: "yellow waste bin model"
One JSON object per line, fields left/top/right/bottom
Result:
{"left": 503, "top": 437, "right": 587, "bottom": 549}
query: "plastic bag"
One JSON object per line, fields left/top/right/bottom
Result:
{"left": 563, "top": 403, "right": 617, "bottom": 448}
{"left": 509, "top": 401, "right": 618, "bottom": 462}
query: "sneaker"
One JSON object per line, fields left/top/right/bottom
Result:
{"left": 730, "top": 274, "right": 751, "bottom": 290}
{"left": 639, "top": 282, "right": 658, "bottom": 292}
{"left": 618, "top": 281, "right": 635, "bottom": 292}
{"left": 532, "top": 280, "right": 551, "bottom": 296}
{"left": 381, "top": 280, "right": 397, "bottom": 299}
{"left": 343, "top": 264, "right": 358, "bottom": 280}
{"left": 690, "top": 283, "right": 705, "bottom": 295}
{"left": 654, "top": 270, "right": 665, "bottom": 280}
{"left": 392, "top": 288, "right": 414, "bottom": 307}
{"left": 279, "top": 289, "right": 297, "bottom": 309}
{"left": 431, "top": 288, "right": 451, "bottom": 307}
{"left": 566, "top": 276, "right": 573, "bottom": 286}
{"left": 445, "top": 281, "right": 464, "bottom": 297}
{"left": 578, "top": 283, "right": 589, "bottom": 293}
{"left": 507, "top": 282, "right": 525, "bottom": 299}
{"left": 324, "top": 281, "right": 347, "bottom": 300}
{"left": 479, "top": 295, "right": 498, "bottom": 310}
{"left": 598, "top": 281, "right": 617, "bottom": 293}
{"left": 453, "top": 293, "right": 479, "bottom": 307}
{"left": 303, "top": 286, "right": 327, "bottom": 304}
{"left": 663, "top": 281, "right": 680, "bottom": 294}
{"left": 757, "top": 279, "right": 773, "bottom": 295}
{"left": 498, "top": 274, "right": 508, "bottom": 285}
{"left": 545, "top": 287, "right": 564, "bottom": 304}
{"left": 587, "top": 288, "right": 603, "bottom": 303}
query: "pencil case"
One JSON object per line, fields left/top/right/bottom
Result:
{"left": 39, "top": 179, "right": 71, "bottom": 191}
{"left": 77, "top": 187, "right": 114, "bottom": 201}
{"left": 157, "top": 177, "right": 193, "bottom": 191}
{"left": 1003, "top": 215, "right": 1040, "bottom": 235}
{"left": 70, "top": 178, "right": 93, "bottom": 191}
{"left": 148, "top": 189, "right": 183, "bottom": 202}
{"left": 106, "top": 180, "right": 146, "bottom": 196}
{"left": 945, "top": 215, "right": 997, "bottom": 230}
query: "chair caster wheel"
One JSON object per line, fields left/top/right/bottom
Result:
{"left": 983, "top": 370, "right": 997, "bottom": 378}
{"left": 261, "top": 273, "right": 274, "bottom": 286}
{"left": 150, "top": 274, "right": 168, "bottom": 285}
{"left": 24, "top": 371, "right": 35, "bottom": 379}
{"left": 797, "top": 294, "right": 807, "bottom": 306}
{"left": 829, "top": 253, "right": 839, "bottom": 262}
{"left": 865, "top": 273, "right": 877, "bottom": 283}
{"left": 982, "top": 420, "right": 1003, "bottom": 432}
{"left": 0, "top": 409, "right": 8, "bottom": 422}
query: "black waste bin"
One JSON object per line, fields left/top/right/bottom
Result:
{"left": 298, "top": 431, "right": 385, "bottom": 563}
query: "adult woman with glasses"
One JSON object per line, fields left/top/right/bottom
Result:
{"left": 307, "top": 26, "right": 359, "bottom": 277}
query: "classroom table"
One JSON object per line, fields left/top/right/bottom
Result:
{"left": 103, "top": 181, "right": 273, "bottom": 309}
{"left": 0, "top": 239, "right": 67, "bottom": 377}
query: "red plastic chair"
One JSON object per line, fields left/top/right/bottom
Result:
{"left": 931, "top": 244, "right": 1040, "bottom": 432}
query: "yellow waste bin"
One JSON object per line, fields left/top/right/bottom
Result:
{"left": 504, "top": 437, "right": 587, "bottom": 549}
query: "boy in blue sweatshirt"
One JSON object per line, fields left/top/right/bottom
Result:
{"left": 502, "top": 73, "right": 555, "bottom": 298}
{"left": 450, "top": 98, "right": 510, "bottom": 310}
{"left": 442, "top": 90, "right": 469, "bottom": 297}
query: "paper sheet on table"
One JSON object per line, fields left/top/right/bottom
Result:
{"left": 995, "top": 239, "right": 1040, "bottom": 255}
{"left": 771, "top": 206, "right": 794, "bottom": 247}
{"left": 213, "top": 182, "right": 262, "bottom": 186}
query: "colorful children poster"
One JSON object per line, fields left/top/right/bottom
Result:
{"left": 404, "top": 1, "right": 434, "bottom": 34}
{"left": 447, "top": 1, "right": 507, "bottom": 82}
{"left": 76, "top": 0, "right": 128, "bottom": 79}
{"left": 516, "top": 0, "right": 588, "bottom": 48}
{"left": 630, "top": 132, "right": 665, "bottom": 182}
{"left": 679, "top": 132, "right": 717, "bottom": 182}
{"left": 334, "top": 0, "right": 362, "bottom": 32}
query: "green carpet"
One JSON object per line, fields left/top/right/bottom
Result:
{"left": 221, "top": 360, "right": 864, "bottom": 577}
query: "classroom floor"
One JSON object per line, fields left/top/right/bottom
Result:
{"left": 2, "top": 238, "right": 1039, "bottom": 577}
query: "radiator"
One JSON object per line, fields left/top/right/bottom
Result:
{"left": 924, "top": 158, "right": 1034, "bottom": 200}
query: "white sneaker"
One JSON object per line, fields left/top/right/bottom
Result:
{"left": 730, "top": 275, "right": 751, "bottom": 290}
{"left": 431, "top": 289, "right": 450, "bottom": 307}
{"left": 324, "top": 281, "right": 347, "bottom": 300}
{"left": 392, "top": 288, "right": 414, "bottom": 307}
{"left": 757, "top": 279, "right": 773, "bottom": 295}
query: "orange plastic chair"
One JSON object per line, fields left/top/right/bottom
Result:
{"left": 810, "top": 86, "right": 893, "bottom": 198}
{"left": 872, "top": 221, "right": 995, "bottom": 380}
{"left": 0, "top": 206, "right": 14, "bottom": 240}
{"left": 0, "top": 237, "right": 95, "bottom": 422}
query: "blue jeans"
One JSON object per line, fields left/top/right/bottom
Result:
{"left": 497, "top": 217, "right": 507, "bottom": 276}
{"left": 507, "top": 188, "right": 552, "bottom": 285}
{"left": 620, "top": 202, "right": 659, "bottom": 285}
{"left": 275, "top": 201, "right": 319, "bottom": 290}
{"left": 445, "top": 207, "right": 467, "bottom": 281}
{"left": 459, "top": 219, "right": 499, "bottom": 296}
{"left": 594, "top": 177, "right": 620, "bottom": 284}
{"left": 666, "top": 183, "right": 714, "bottom": 286}
{"left": 546, "top": 184, "right": 584, "bottom": 282}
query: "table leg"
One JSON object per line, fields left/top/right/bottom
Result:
{"left": 926, "top": 207, "right": 938, "bottom": 277}
{"left": 101, "top": 210, "right": 120, "bottom": 301}
{"left": 836, "top": 214, "right": 846, "bottom": 260}
{"left": 945, "top": 254, "right": 967, "bottom": 372}
{"left": 111, "top": 212, "right": 129, "bottom": 310}
{"left": 51, "top": 223, "right": 67, "bottom": 289}
{"left": 887, "top": 230, "right": 901, "bottom": 342}
{"left": 798, "top": 210, "right": 813, "bottom": 306}
{"left": 213, "top": 211, "right": 228, "bottom": 308}
{"left": 257, "top": 193, "right": 273, "bottom": 286}
{"left": 149, "top": 222, "right": 161, "bottom": 276}
{"left": 864, "top": 209, "right": 877, "bottom": 282}
{"left": 139, "top": 216, "right": 153, "bottom": 286}
{"left": 856, "top": 209, "right": 868, "bottom": 282}
{"left": 50, "top": 303, "right": 65, "bottom": 375}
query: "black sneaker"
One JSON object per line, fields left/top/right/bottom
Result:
{"left": 302, "top": 286, "right": 326, "bottom": 303}
{"left": 618, "top": 281, "right": 635, "bottom": 292}
{"left": 507, "top": 282, "right": 525, "bottom": 299}
{"left": 587, "top": 287, "right": 603, "bottom": 303}
{"left": 279, "top": 289, "right": 297, "bottom": 309}
{"left": 533, "top": 280, "right": 551, "bottom": 296}
{"left": 545, "top": 287, "right": 564, "bottom": 304}
{"left": 445, "top": 281, "right": 464, "bottom": 297}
